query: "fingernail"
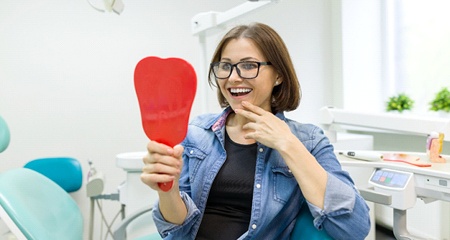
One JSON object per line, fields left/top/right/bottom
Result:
{"left": 167, "top": 148, "right": 174, "bottom": 155}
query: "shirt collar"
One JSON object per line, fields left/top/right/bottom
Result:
{"left": 211, "top": 107, "right": 286, "bottom": 132}
{"left": 212, "top": 107, "right": 233, "bottom": 132}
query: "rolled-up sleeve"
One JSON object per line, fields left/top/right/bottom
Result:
{"left": 306, "top": 173, "right": 370, "bottom": 240}
{"left": 152, "top": 191, "right": 201, "bottom": 238}
{"left": 308, "top": 173, "right": 355, "bottom": 226}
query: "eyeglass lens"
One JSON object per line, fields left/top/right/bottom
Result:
{"left": 213, "top": 62, "right": 261, "bottom": 79}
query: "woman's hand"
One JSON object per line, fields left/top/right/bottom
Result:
{"left": 140, "top": 140, "right": 184, "bottom": 193}
{"left": 236, "top": 101, "right": 328, "bottom": 208}
{"left": 234, "top": 101, "right": 295, "bottom": 150}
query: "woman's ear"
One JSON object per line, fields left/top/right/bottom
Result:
{"left": 274, "top": 76, "right": 282, "bottom": 86}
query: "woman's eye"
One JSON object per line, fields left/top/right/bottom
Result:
{"left": 220, "top": 63, "right": 231, "bottom": 70}
{"left": 241, "top": 63, "right": 257, "bottom": 70}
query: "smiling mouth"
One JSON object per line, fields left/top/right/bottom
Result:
{"left": 229, "top": 88, "right": 252, "bottom": 96}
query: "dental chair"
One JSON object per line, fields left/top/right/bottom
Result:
{"left": 24, "top": 157, "right": 83, "bottom": 193}
{"left": 0, "top": 115, "right": 83, "bottom": 239}
{"left": 0, "top": 115, "right": 150, "bottom": 240}
{"left": 0, "top": 115, "right": 9, "bottom": 154}
{"left": 0, "top": 116, "right": 82, "bottom": 195}
{"left": 0, "top": 168, "right": 84, "bottom": 240}
{"left": 290, "top": 203, "right": 333, "bottom": 240}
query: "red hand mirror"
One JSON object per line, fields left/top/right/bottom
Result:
{"left": 134, "top": 56, "right": 197, "bottom": 191}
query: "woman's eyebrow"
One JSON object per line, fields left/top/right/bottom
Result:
{"left": 240, "top": 57, "right": 258, "bottom": 61}
{"left": 219, "top": 57, "right": 259, "bottom": 62}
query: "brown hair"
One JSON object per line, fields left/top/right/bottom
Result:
{"left": 208, "top": 22, "right": 301, "bottom": 113}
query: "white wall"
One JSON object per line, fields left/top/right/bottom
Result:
{"left": 331, "top": 0, "right": 384, "bottom": 112}
{"left": 0, "top": 0, "right": 335, "bottom": 238}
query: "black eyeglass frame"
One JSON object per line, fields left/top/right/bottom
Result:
{"left": 210, "top": 61, "right": 272, "bottom": 80}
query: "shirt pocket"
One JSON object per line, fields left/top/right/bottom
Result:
{"left": 184, "top": 146, "right": 207, "bottom": 183}
{"left": 272, "top": 166, "right": 296, "bottom": 204}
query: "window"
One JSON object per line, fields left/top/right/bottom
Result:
{"left": 385, "top": 0, "right": 450, "bottom": 113}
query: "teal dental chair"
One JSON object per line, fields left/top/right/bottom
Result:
{"left": 290, "top": 203, "right": 333, "bottom": 240}
{"left": 0, "top": 115, "right": 82, "bottom": 194}
{"left": 0, "top": 115, "right": 9, "bottom": 154}
{"left": 0, "top": 168, "right": 84, "bottom": 240}
{"left": 0, "top": 115, "right": 83, "bottom": 239}
{"left": 0, "top": 115, "right": 150, "bottom": 240}
{"left": 24, "top": 157, "right": 83, "bottom": 193}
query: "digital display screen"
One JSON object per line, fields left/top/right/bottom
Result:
{"left": 370, "top": 169, "right": 411, "bottom": 188}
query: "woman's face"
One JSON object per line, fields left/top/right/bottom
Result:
{"left": 217, "top": 38, "right": 280, "bottom": 112}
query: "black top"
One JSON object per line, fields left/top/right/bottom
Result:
{"left": 196, "top": 132, "right": 257, "bottom": 240}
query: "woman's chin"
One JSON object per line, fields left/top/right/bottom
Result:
{"left": 231, "top": 106, "right": 243, "bottom": 112}
{"left": 229, "top": 102, "right": 244, "bottom": 111}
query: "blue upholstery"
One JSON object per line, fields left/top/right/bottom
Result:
{"left": 290, "top": 203, "right": 333, "bottom": 239}
{"left": 0, "top": 115, "right": 10, "bottom": 153}
{"left": 24, "top": 157, "right": 83, "bottom": 193}
{"left": 0, "top": 168, "right": 83, "bottom": 240}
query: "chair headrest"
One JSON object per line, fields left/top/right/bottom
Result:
{"left": 24, "top": 157, "right": 83, "bottom": 193}
{"left": 0, "top": 115, "right": 10, "bottom": 153}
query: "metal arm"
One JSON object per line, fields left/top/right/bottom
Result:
{"left": 319, "top": 106, "right": 450, "bottom": 141}
{"left": 112, "top": 205, "right": 154, "bottom": 240}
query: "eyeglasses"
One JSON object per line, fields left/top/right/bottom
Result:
{"left": 210, "top": 61, "right": 272, "bottom": 79}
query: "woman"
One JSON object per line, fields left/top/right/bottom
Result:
{"left": 141, "top": 22, "right": 371, "bottom": 240}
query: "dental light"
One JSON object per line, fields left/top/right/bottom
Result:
{"left": 191, "top": 0, "right": 279, "bottom": 36}
{"left": 87, "top": 0, "right": 124, "bottom": 15}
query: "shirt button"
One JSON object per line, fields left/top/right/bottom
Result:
{"left": 256, "top": 184, "right": 261, "bottom": 189}
{"left": 252, "top": 224, "right": 257, "bottom": 229}
{"left": 190, "top": 150, "right": 194, "bottom": 154}
{"left": 288, "top": 169, "right": 292, "bottom": 173}
{"left": 259, "top": 148, "right": 264, "bottom": 152}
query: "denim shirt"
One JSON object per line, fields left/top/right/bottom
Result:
{"left": 152, "top": 108, "right": 370, "bottom": 240}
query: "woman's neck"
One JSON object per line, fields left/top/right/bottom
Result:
{"left": 225, "top": 112, "right": 256, "bottom": 145}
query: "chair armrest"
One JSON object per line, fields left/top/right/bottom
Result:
{"left": 359, "top": 187, "right": 392, "bottom": 205}
{"left": 113, "top": 205, "right": 153, "bottom": 240}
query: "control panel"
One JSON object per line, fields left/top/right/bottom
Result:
{"left": 369, "top": 168, "right": 416, "bottom": 210}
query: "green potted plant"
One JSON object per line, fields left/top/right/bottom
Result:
{"left": 429, "top": 87, "right": 450, "bottom": 113}
{"left": 386, "top": 93, "right": 414, "bottom": 113}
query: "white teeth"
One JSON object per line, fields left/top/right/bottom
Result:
{"left": 230, "top": 88, "right": 252, "bottom": 93}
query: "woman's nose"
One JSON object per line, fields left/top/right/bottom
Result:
{"left": 228, "top": 66, "right": 243, "bottom": 82}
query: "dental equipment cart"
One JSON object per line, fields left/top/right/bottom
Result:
{"left": 337, "top": 152, "right": 450, "bottom": 240}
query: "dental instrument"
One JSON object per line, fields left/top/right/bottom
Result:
{"left": 338, "top": 151, "right": 383, "bottom": 162}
